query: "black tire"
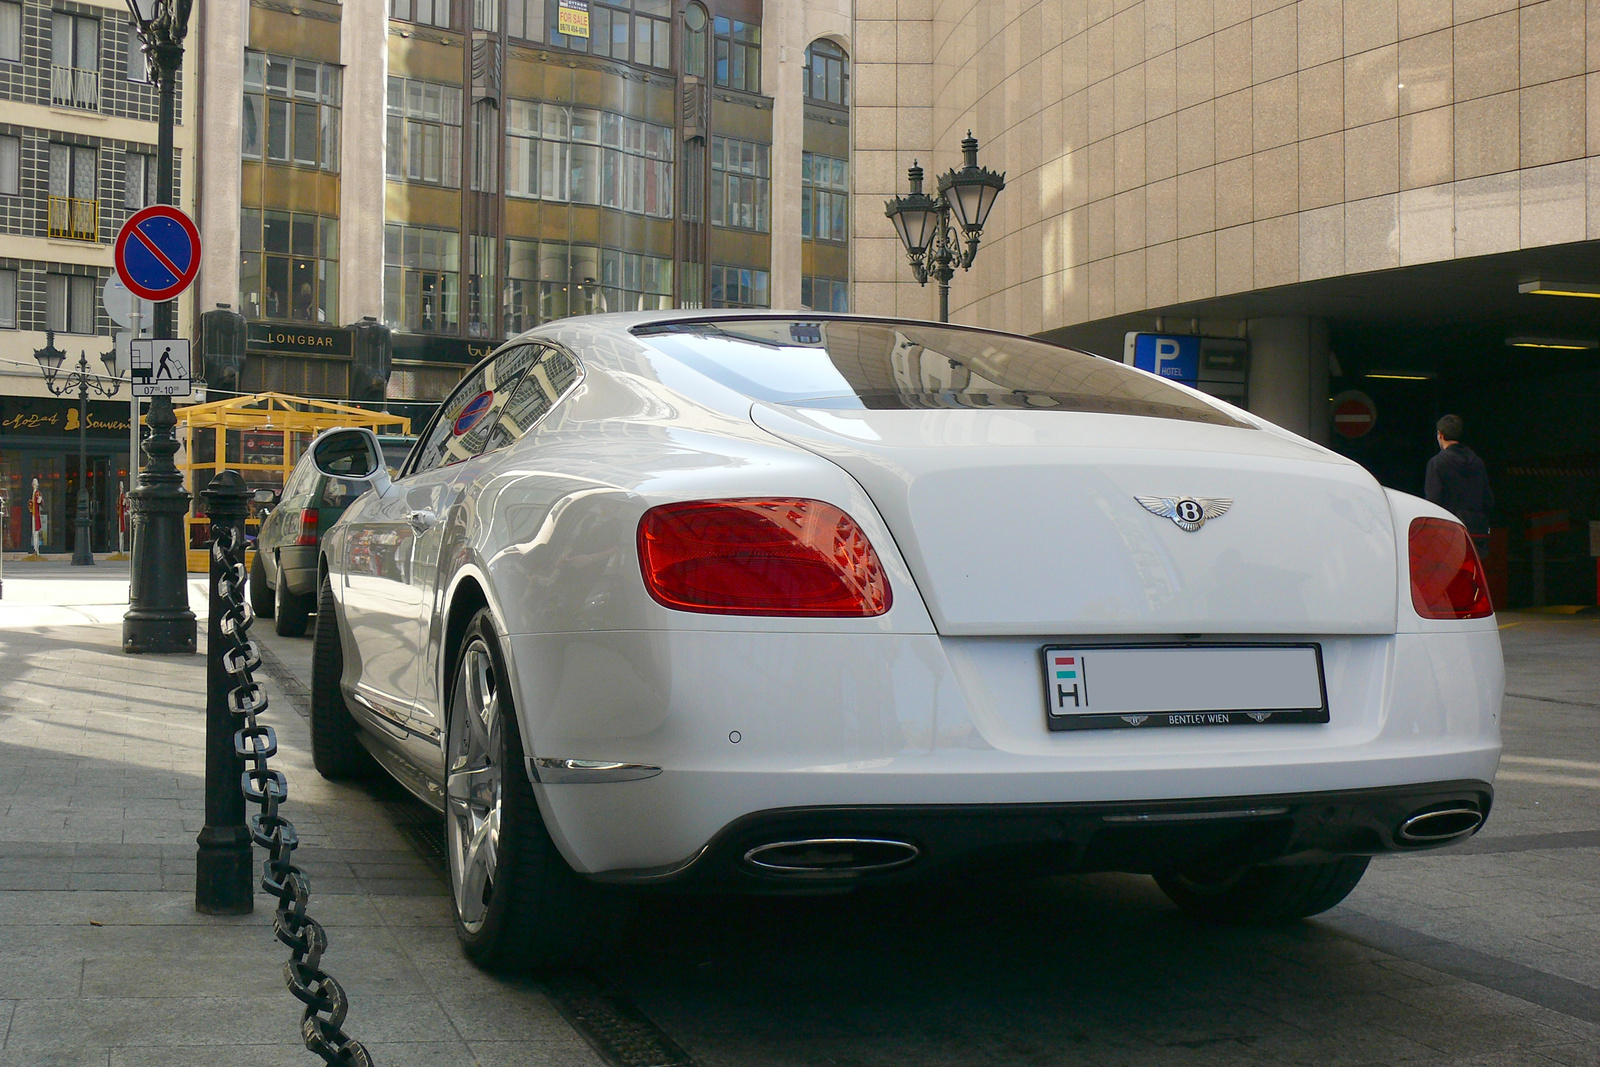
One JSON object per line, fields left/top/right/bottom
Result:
{"left": 250, "top": 550, "right": 274, "bottom": 618}
{"left": 446, "top": 608, "right": 629, "bottom": 973}
{"left": 309, "top": 575, "right": 377, "bottom": 780}
{"left": 273, "top": 556, "right": 313, "bottom": 637}
{"left": 1155, "top": 856, "right": 1371, "bottom": 925}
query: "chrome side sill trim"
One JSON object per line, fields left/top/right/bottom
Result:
{"left": 527, "top": 758, "right": 663, "bottom": 784}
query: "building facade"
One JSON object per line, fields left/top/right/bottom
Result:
{"left": 851, "top": 0, "right": 1600, "bottom": 605}
{"left": 0, "top": 0, "right": 197, "bottom": 554}
{"left": 193, "top": 0, "right": 853, "bottom": 417}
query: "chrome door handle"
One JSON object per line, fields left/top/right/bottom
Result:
{"left": 406, "top": 510, "right": 437, "bottom": 532}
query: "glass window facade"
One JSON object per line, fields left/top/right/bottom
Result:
{"left": 801, "top": 152, "right": 847, "bottom": 242}
{"left": 803, "top": 39, "right": 848, "bottom": 107}
{"left": 712, "top": 16, "right": 759, "bottom": 93}
{"left": 387, "top": 77, "right": 463, "bottom": 187}
{"left": 709, "top": 264, "right": 768, "bottom": 308}
{"left": 507, "top": 0, "right": 544, "bottom": 40}
{"left": 239, "top": 208, "right": 339, "bottom": 323}
{"left": 506, "top": 100, "right": 672, "bottom": 217}
{"left": 504, "top": 239, "right": 671, "bottom": 333}
{"left": 549, "top": 0, "right": 671, "bottom": 69}
{"left": 242, "top": 52, "right": 341, "bottom": 171}
{"left": 711, "top": 136, "right": 768, "bottom": 232}
{"left": 390, "top": 0, "right": 452, "bottom": 29}
{"left": 801, "top": 276, "right": 848, "bottom": 312}
{"left": 385, "top": 223, "right": 460, "bottom": 333}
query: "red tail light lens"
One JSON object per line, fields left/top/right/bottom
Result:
{"left": 638, "top": 499, "right": 892, "bottom": 617}
{"left": 1409, "top": 517, "right": 1492, "bottom": 619}
{"left": 293, "top": 508, "right": 319, "bottom": 546}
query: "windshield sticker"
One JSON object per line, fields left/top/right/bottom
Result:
{"left": 453, "top": 391, "right": 494, "bottom": 436}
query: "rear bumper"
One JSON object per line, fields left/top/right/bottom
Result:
{"left": 590, "top": 781, "right": 1494, "bottom": 890}
{"left": 277, "top": 544, "right": 319, "bottom": 597}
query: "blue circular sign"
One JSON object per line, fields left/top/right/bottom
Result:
{"left": 114, "top": 206, "right": 201, "bottom": 302}
{"left": 453, "top": 391, "right": 494, "bottom": 436}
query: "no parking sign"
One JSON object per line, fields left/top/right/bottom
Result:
{"left": 114, "top": 205, "right": 201, "bottom": 303}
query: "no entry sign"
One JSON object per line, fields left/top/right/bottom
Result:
{"left": 114, "top": 205, "right": 201, "bottom": 303}
{"left": 1330, "top": 390, "right": 1377, "bottom": 439}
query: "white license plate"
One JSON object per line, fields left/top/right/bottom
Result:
{"left": 1041, "top": 644, "right": 1328, "bottom": 731}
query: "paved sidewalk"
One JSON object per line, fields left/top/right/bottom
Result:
{"left": 0, "top": 562, "right": 601, "bottom": 1066}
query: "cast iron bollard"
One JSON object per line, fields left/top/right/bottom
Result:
{"left": 197, "top": 471, "right": 254, "bottom": 914}
{"left": 207, "top": 486, "right": 375, "bottom": 1065}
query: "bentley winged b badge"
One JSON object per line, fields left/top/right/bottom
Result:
{"left": 1135, "top": 495, "right": 1233, "bottom": 532}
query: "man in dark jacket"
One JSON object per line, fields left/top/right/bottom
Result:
{"left": 1425, "top": 414, "right": 1493, "bottom": 542}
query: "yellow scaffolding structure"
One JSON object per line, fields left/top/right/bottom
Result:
{"left": 175, "top": 392, "right": 410, "bottom": 573}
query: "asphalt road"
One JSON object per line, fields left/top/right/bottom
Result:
{"left": 255, "top": 608, "right": 1600, "bottom": 1067}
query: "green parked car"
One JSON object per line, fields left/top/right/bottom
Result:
{"left": 250, "top": 429, "right": 416, "bottom": 636}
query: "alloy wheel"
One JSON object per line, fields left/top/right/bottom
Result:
{"left": 446, "top": 637, "right": 504, "bottom": 932}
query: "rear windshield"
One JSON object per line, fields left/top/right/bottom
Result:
{"left": 634, "top": 319, "right": 1249, "bottom": 427}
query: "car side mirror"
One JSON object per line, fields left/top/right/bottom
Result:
{"left": 309, "top": 427, "right": 392, "bottom": 496}
{"left": 253, "top": 489, "right": 276, "bottom": 504}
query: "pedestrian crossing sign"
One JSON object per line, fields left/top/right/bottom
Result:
{"left": 130, "top": 338, "right": 192, "bottom": 397}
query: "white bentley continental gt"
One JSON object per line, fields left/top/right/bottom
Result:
{"left": 305, "top": 312, "right": 1502, "bottom": 971}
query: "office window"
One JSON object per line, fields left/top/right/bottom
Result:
{"left": 801, "top": 152, "right": 848, "bottom": 242}
{"left": 51, "top": 12, "right": 100, "bottom": 109}
{"left": 384, "top": 223, "right": 459, "bottom": 333}
{"left": 506, "top": 100, "right": 670, "bottom": 218}
{"left": 386, "top": 77, "right": 462, "bottom": 188}
{"left": 709, "top": 265, "right": 768, "bottom": 308}
{"left": 472, "top": 0, "right": 497, "bottom": 31}
{"left": 466, "top": 234, "right": 496, "bottom": 337}
{"left": 241, "top": 52, "right": 341, "bottom": 172}
{"left": 471, "top": 99, "right": 498, "bottom": 192}
{"left": 711, "top": 135, "right": 768, "bottom": 232}
{"left": 0, "top": 2, "right": 21, "bottom": 62}
{"left": 582, "top": 0, "right": 670, "bottom": 69}
{"left": 125, "top": 26, "right": 147, "bottom": 83}
{"left": 0, "top": 135, "right": 17, "bottom": 195}
{"left": 506, "top": 0, "right": 544, "bottom": 40}
{"left": 682, "top": 2, "right": 706, "bottom": 77}
{"left": 0, "top": 269, "right": 16, "bottom": 329}
{"left": 802, "top": 39, "right": 848, "bottom": 107}
{"left": 391, "top": 0, "right": 452, "bottom": 29}
{"left": 802, "top": 276, "right": 848, "bottom": 313}
{"left": 239, "top": 208, "right": 338, "bottom": 323}
{"left": 46, "top": 274, "right": 97, "bottom": 333}
{"left": 712, "top": 16, "right": 758, "bottom": 93}
{"left": 124, "top": 151, "right": 157, "bottom": 208}
{"left": 506, "top": 239, "right": 664, "bottom": 332}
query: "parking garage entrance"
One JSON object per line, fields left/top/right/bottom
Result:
{"left": 1046, "top": 243, "right": 1600, "bottom": 610}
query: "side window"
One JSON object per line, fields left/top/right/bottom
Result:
{"left": 482, "top": 347, "right": 581, "bottom": 452}
{"left": 279, "top": 452, "right": 318, "bottom": 507}
{"left": 411, "top": 344, "right": 544, "bottom": 474}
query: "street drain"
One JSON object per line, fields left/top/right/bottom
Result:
{"left": 543, "top": 972, "right": 698, "bottom": 1067}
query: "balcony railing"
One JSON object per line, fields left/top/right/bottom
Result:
{"left": 47, "top": 196, "right": 99, "bottom": 242}
{"left": 50, "top": 66, "right": 100, "bottom": 110}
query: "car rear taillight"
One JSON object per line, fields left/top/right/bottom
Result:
{"left": 1409, "top": 517, "right": 1492, "bottom": 619}
{"left": 292, "top": 508, "right": 319, "bottom": 547}
{"left": 638, "top": 499, "right": 892, "bottom": 617}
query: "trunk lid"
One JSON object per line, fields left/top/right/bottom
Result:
{"left": 750, "top": 404, "right": 1397, "bottom": 636}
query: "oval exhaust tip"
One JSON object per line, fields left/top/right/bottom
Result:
{"left": 743, "top": 838, "right": 920, "bottom": 876}
{"left": 1399, "top": 807, "right": 1483, "bottom": 843}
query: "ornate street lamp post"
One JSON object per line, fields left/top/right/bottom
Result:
{"left": 122, "top": 0, "right": 197, "bottom": 653}
{"left": 883, "top": 132, "right": 1007, "bottom": 323}
{"left": 34, "top": 333, "right": 123, "bottom": 566}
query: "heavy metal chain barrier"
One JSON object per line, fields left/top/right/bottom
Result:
{"left": 213, "top": 523, "right": 375, "bottom": 1067}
